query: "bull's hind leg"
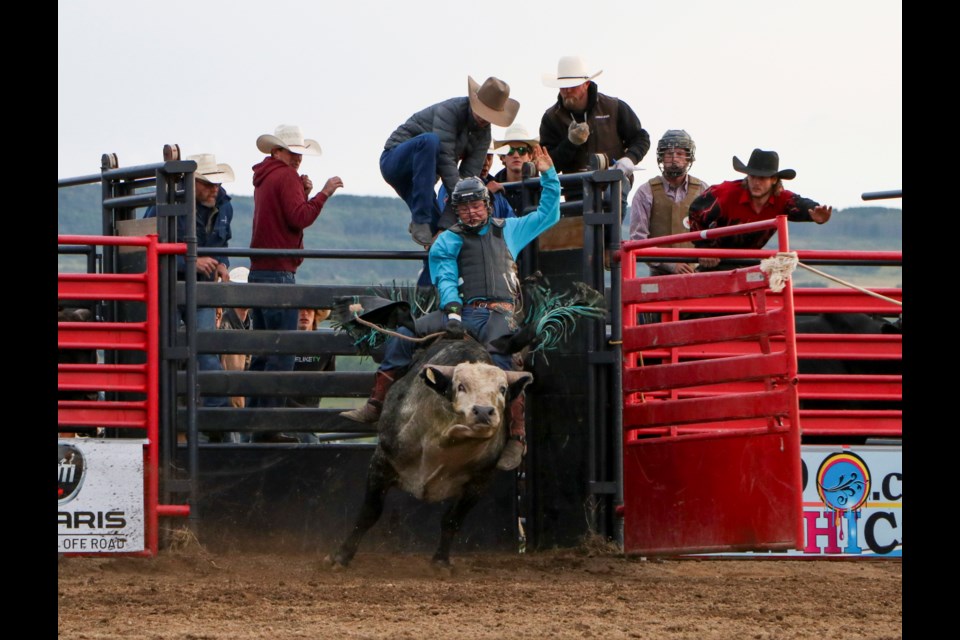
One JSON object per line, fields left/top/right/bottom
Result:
{"left": 327, "top": 451, "right": 396, "bottom": 569}
{"left": 432, "top": 482, "right": 484, "bottom": 567}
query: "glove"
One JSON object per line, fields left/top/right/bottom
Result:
{"left": 443, "top": 302, "right": 465, "bottom": 339}
{"left": 613, "top": 157, "right": 637, "bottom": 174}
{"left": 567, "top": 120, "right": 590, "bottom": 146}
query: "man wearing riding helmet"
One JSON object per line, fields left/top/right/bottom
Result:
{"left": 341, "top": 145, "right": 560, "bottom": 471}
{"left": 629, "top": 129, "right": 708, "bottom": 275}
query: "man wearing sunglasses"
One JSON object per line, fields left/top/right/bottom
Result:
{"left": 491, "top": 124, "right": 541, "bottom": 214}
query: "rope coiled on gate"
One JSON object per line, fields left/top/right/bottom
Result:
{"left": 760, "top": 251, "right": 903, "bottom": 307}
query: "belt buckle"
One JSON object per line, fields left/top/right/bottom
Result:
{"left": 471, "top": 300, "right": 513, "bottom": 312}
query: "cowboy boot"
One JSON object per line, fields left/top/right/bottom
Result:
{"left": 340, "top": 370, "right": 396, "bottom": 424}
{"left": 496, "top": 393, "right": 526, "bottom": 471}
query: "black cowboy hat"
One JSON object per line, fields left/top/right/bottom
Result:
{"left": 732, "top": 149, "right": 796, "bottom": 180}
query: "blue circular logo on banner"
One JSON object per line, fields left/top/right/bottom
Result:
{"left": 816, "top": 452, "right": 870, "bottom": 513}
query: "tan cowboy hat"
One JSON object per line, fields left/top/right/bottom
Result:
{"left": 256, "top": 124, "right": 322, "bottom": 156}
{"left": 733, "top": 149, "right": 796, "bottom": 180}
{"left": 493, "top": 123, "right": 540, "bottom": 150}
{"left": 187, "top": 154, "right": 235, "bottom": 184}
{"left": 542, "top": 55, "right": 603, "bottom": 89}
{"left": 467, "top": 76, "right": 519, "bottom": 128}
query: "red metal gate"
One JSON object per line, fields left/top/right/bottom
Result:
{"left": 619, "top": 217, "right": 804, "bottom": 555}
{"left": 58, "top": 234, "right": 189, "bottom": 557}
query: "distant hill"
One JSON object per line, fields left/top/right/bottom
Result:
{"left": 58, "top": 183, "right": 902, "bottom": 287}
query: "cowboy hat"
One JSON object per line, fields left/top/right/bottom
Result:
{"left": 467, "top": 76, "right": 519, "bottom": 128}
{"left": 493, "top": 123, "right": 540, "bottom": 150}
{"left": 256, "top": 124, "right": 322, "bottom": 155}
{"left": 187, "top": 154, "right": 235, "bottom": 184}
{"left": 542, "top": 56, "right": 603, "bottom": 89}
{"left": 732, "top": 149, "right": 796, "bottom": 180}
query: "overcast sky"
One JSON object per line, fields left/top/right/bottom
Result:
{"left": 58, "top": 0, "right": 901, "bottom": 210}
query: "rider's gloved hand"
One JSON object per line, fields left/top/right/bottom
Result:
{"left": 443, "top": 302, "right": 465, "bottom": 339}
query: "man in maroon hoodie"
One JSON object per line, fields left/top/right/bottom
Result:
{"left": 247, "top": 124, "right": 343, "bottom": 438}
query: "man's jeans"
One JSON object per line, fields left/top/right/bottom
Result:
{"left": 247, "top": 270, "right": 298, "bottom": 410}
{"left": 180, "top": 305, "right": 229, "bottom": 409}
{"left": 380, "top": 133, "right": 443, "bottom": 231}
{"left": 379, "top": 307, "right": 514, "bottom": 373}
{"left": 181, "top": 305, "right": 248, "bottom": 443}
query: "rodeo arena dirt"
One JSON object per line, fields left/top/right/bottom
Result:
{"left": 58, "top": 534, "right": 902, "bottom": 640}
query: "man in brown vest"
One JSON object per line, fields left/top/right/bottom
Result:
{"left": 628, "top": 130, "right": 707, "bottom": 276}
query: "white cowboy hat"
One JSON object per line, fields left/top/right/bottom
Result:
{"left": 228, "top": 266, "right": 249, "bottom": 283}
{"left": 493, "top": 124, "right": 540, "bottom": 150}
{"left": 256, "top": 124, "right": 322, "bottom": 156}
{"left": 187, "top": 154, "right": 235, "bottom": 184}
{"left": 467, "top": 76, "right": 520, "bottom": 128}
{"left": 542, "top": 55, "right": 603, "bottom": 89}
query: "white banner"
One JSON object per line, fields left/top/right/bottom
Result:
{"left": 706, "top": 444, "right": 902, "bottom": 558}
{"left": 58, "top": 439, "right": 146, "bottom": 553}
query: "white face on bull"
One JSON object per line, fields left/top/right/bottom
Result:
{"left": 422, "top": 363, "right": 531, "bottom": 441}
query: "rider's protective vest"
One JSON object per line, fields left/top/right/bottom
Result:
{"left": 449, "top": 218, "right": 518, "bottom": 303}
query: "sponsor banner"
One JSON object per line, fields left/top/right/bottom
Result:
{"left": 58, "top": 439, "right": 146, "bottom": 553}
{"left": 707, "top": 444, "right": 902, "bottom": 558}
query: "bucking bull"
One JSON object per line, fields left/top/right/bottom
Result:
{"left": 326, "top": 337, "right": 532, "bottom": 569}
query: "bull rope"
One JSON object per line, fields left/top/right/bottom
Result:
{"left": 760, "top": 251, "right": 902, "bottom": 307}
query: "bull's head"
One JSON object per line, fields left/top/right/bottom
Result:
{"left": 421, "top": 363, "right": 533, "bottom": 438}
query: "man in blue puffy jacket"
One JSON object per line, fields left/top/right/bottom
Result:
{"left": 380, "top": 76, "right": 519, "bottom": 247}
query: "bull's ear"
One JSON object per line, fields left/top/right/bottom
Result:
{"left": 421, "top": 365, "right": 455, "bottom": 396}
{"left": 504, "top": 371, "right": 534, "bottom": 400}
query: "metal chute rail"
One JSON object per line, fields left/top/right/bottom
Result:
{"left": 59, "top": 234, "right": 190, "bottom": 557}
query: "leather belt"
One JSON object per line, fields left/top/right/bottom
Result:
{"left": 465, "top": 300, "right": 514, "bottom": 312}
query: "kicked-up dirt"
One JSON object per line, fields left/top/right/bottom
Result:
{"left": 58, "top": 534, "right": 902, "bottom": 640}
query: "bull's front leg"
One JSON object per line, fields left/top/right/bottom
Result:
{"left": 326, "top": 450, "right": 396, "bottom": 569}
{"left": 432, "top": 480, "right": 485, "bottom": 567}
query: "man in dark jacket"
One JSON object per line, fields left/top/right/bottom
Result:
{"left": 380, "top": 76, "right": 519, "bottom": 247}
{"left": 144, "top": 153, "right": 236, "bottom": 429}
{"left": 539, "top": 56, "right": 649, "bottom": 213}
{"left": 247, "top": 124, "right": 343, "bottom": 437}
